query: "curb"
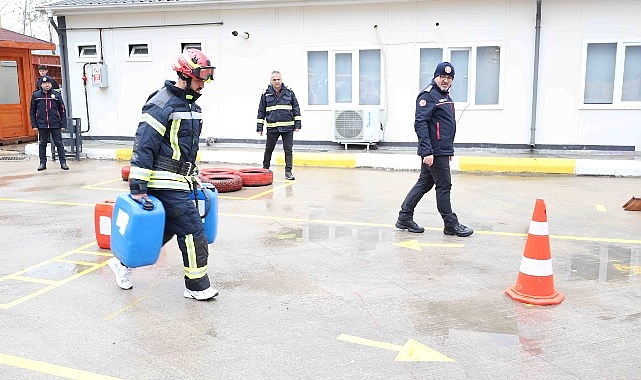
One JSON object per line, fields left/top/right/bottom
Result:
{"left": 24, "top": 144, "right": 641, "bottom": 176}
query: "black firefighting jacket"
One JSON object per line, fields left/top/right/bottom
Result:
{"left": 129, "top": 80, "right": 202, "bottom": 193}
{"left": 414, "top": 80, "right": 456, "bottom": 157}
{"left": 30, "top": 89, "right": 66, "bottom": 129}
{"left": 256, "top": 84, "right": 302, "bottom": 133}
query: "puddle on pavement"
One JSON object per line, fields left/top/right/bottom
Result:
{"left": 24, "top": 262, "right": 93, "bottom": 281}
{"left": 569, "top": 244, "right": 641, "bottom": 282}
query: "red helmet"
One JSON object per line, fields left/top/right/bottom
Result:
{"left": 172, "top": 48, "right": 215, "bottom": 82}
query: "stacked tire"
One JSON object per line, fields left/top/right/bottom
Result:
{"left": 198, "top": 167, "right": 273, "bottom": 192}
{"left": 199, "top": 168, "right": 243, "bottom": 193}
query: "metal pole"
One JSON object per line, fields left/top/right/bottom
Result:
{"left": 529, "top": 0, "right": 542, "bottom": 150}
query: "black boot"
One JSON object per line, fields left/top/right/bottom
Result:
{"left": 60, "top": 162, "right": 69, "bottom": 170}
{"left": 37, "top": 163, "right": 46, "bottom": 171}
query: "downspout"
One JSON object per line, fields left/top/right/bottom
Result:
{"left": 48, "top": 14, "right": 72, "bottom": 118}
{"left": 529, "top": 0, "right": 542, "bottom": 149}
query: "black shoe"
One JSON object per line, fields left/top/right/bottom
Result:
{"left": 444, "top": 223, "right": 473, "bottom": 237}
{"left": 60, "top": 163, "right": 69, "bottom": 170}
{"left": 285, "top": 171, "right": 295, "bottom": 180}
{"left": 395, "top": 220, "right": 425, "bottom": 233}
{"left": 37, "top": 164, "right": 46, "bottom": 171}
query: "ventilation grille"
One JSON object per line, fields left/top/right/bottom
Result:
{"left": 334, "top": 110, "right": 364, "bottom": 140}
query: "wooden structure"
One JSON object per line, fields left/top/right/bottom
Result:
{"left": 0, "top": 28, "right": 58, "bottom": 144}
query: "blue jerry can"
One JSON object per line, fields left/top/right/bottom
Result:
{"left": 189, "top": 185, "right": 218, "bottom": 244}
{"left": 110, "top": 194, "right": 165, "bottom": 268}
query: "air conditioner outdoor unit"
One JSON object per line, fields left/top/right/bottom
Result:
{"left": 332, "top": 109, "right": 382, "bottom": 146}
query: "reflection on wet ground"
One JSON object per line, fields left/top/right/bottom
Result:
{"left": 570, "top": 244, "right": 641, "bottom": 282}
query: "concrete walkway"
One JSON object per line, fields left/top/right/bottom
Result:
{"left": 21, "top": 141, "right": 641, "bottom": 177}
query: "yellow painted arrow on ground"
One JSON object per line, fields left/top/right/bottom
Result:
{"left": 394, "top": 239, "right": 464, "bottom": 251}
{"left": 337, "top": 334, "right": 455, "bottom": 362}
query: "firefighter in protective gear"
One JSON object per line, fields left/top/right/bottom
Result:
{"left": 256, "top": 70, "right": 301, "bottom": 180}
{"left": 107, "top": 48, "right": 218, "bottom": 300}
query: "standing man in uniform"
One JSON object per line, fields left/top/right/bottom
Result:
{"left": 35, "top": 64, "right": 60, "bottom": 90}
{"left": 107, "top": 49, "right": 218, "bottom": 300}
{"left": 256, "top": 70, "right": 301, "bottom": 180}
{"left": 30, "top": 75, "right": 69, "bottom": 171}
{"left": 395, "top": 62, "right": 473, "bottom": 237}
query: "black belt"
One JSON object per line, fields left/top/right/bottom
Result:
{"left": 153, "top": 156, "right": 195, "bottom": 176}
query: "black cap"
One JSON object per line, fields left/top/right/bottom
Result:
{"left": 40, "top": 75, "right": 53, "bottom": 83}
{"left": 434, "top": 62, "right": 455, "bottom": 79}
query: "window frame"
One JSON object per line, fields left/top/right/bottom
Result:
{"left": 305, "top": 47, "right": 384, "bottom": 109}
{"left": 76, "top": 42, "right": 99, "bottom": 62}
{"left": 417, "top": 42, "right": 504, "bottom": 110}
{"left": 580, "top": 39, "right": 641, "bottom": 109}
{"left": 179, "top": 41, "right": 204, "bottom": 53}
{"left": 126, "top": 41, "right": 151, "bottom": 62}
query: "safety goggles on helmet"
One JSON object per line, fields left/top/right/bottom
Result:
{"left": 191, "top": 66, "right": 216, "bottom": 82}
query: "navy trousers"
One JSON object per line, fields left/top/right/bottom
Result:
{"left": 150, "top": 189, "right": 211, "bottom": 291}
{"left": 398, "top": 155, "right": 459, "bottom": 228}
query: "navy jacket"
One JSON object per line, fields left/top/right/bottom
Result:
{"left": 256, "top": 84, "right": 302, "bottom": 133}
{"left": 414, "top": 80, "right": 456, "bottom": 157}
{"left": 129, "top": 80, "right": 203, "bottom": 193}
{"left": 30, "top": 89, "right": 67, "bottom": 129}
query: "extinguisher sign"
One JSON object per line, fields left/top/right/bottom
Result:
{"left": 92, "top": 65, "right": 102, "bottom": 84}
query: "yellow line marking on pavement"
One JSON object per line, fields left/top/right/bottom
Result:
{"left": 0, "top": 197, "right": 89, "bottom": 207}
{"left": 595, "top": 204, "right": 606, "bottom": 212}
{"left": 0, "top": 353, "right": 122, "bottom": 380}
{"left": 395, "top": 240, "right": 465, "bottom": 251}
{"left": 337, "top": 334, "right": 455, "bottom": 362}
{"left": 1, "top": 198, "right": 640, "bottom": 245}
{"left": 104, "top": 283, "right": 159, "bottom": 320}
{"left": 0, "top": 242, "right": 109, "bottom": 310}
{"left": 612, "top": 264, "right": 641, "bottom": 276}
{"left": 81, "top": 178, "right": 124, "bottom": 189}
{"left": 8, "top": 275, "right": 58, "bottom": 284}
{"left": 55, "top": 258, "right": 101, "bottom": 266}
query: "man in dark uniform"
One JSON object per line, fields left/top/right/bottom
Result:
{"left": 256, "top": 70, "right": 302, "bottom": 180}
{"left": 107, "top": 49, "right": 218, "bottom": 300}
{"left": 35, "top": 64, "right": 60, "bottom": 90}
{"left": 30, "top": 75, "right": 69, "bottom": 171}
{"left": 395, "top": 62, "right": 473, "bottom": 237}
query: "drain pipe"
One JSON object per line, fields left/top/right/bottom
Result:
{"left": 47, "top": 13, "right": 72, "bottom": 118}
{"left": 529, "top": 0, "right": 542, "bottom": 149}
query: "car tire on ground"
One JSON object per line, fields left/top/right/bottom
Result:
{"left": 201, "top": 173, "right": 243, "bottom": 193}
{"left": 238, "top": 168, "right": 273, "bottom": 187}
{"left": 199, "top": 167, "right": 240, "bottom": 176}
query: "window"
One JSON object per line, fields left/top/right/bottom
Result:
{"left": 181, "top": 42, "right": 201, "bottom": 52}
{"left": 307, "top": 49, "right": 381, "bottom": 106}
{"left": 78, "top": 44, "right": 98, "bottom": 59}
{"left": 419, "top": 45, "right": 502, "bottom": 106}
{"left": 129, "top": 44, "right": 149, "bottom": 57}
{"left": 0, "top": 60, "right": 20, "bottom": 104}
{"left": 584, "top": 42, "right": 641, "bottom": 105}
{"left": 308, "top": 51, "right": 328, "bottom": 105}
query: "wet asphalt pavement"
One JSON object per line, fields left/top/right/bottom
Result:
{"left": 1, "top": 151, "right": 640, "bottom": 379}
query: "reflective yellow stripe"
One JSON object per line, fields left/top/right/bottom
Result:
{"left": 184, "top": 265, "right": 208, "bottom": 279}
{"left": 183, "top": 234, "right": 208, "bottom": 279}
{"left": 294, "top": 116, "right": 302, "bottom": 121}
{"left": 147, "top": 171, "right": 193, "bottom": 191}
{"left": 129, "top": 166, "right": 152, "bottom": 181}
{"left": 266, "top": 105, "right": 292, "bottom": 112}
{"left": 140, "top": 113, "right": 166, "bottom": 136}
{"left": 265, "top": 120, "right": 295, "bottom": 128}
{"left": 169, "top": 119, "right": 181, "bottom": 160}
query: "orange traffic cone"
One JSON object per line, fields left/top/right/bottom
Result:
{"left": 505, "top": 198, "right": 564, "bottom": 305}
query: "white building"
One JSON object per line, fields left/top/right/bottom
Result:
{"left": 39, "top": 0, "right": 641, "bottom": 151}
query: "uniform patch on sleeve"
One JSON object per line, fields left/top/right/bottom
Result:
{"left": 419, "top": 99, "right": 427, "bottom": 107}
